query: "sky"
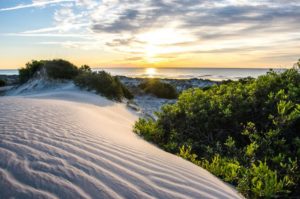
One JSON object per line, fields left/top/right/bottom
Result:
{"left": 0, "top": 0, "right": 300, "bottom": 69}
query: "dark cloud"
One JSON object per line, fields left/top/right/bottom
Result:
{"left": 105, "top": 37, "right": 145, "bottom": 47}
{"left": 183, "top": 5, "right": 300, "bottom": 28}
{"left": 260, "top": 53, "right": 300, "bottom": 63}
{"left": 124, "top": 56, "right": 143, "bottom": 61}
{"left": 106, "top": 9, "right": 140, "bottom": 32}
{"left": 91, "top": 0, "right": 300, "bottom": 39}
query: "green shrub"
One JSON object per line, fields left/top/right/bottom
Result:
{"left": 119, "top": 80, "right": 134, "bottom": 100}
{"left": 18, "top": 59, "right": 79, "bottom": 83}
{"left": 178, "top": 145, "right": 294, "bottom": 198}
{"left": 0, "top": 79, "right": 5, "bottom": 87}
{"left": 18, "top": 60, "right": 133, "bottom": 101}
{"left": 134, "top": 61, "right": 300, "bottom": 198}
{"left": 133, "top": 118, "right": 162, "bottom": 142}
{"left": 79, "top": 65, "right": 92, "bottom": 73}
{"left": 139, "top": 79, "right": 178, "bottom": 99}
{"left": 19, "top": 60, "right": 44, "bottom": 83}
{"left": 239, "top": 161, "right": 292, "bottom": 198}
{"left": 74, "top": 70, "right": 133, "bottom": 101}
{"left": 44, "top": 59, "right": 78, "bottom": 79}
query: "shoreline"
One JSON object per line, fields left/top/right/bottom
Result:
{"left": 0, "top": 67, "right": 284, "bottom": 81}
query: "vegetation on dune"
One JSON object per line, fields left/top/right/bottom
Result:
{"left": 74, "top": 69, "right": 133, "bottom": 101}
{"left": 0, "top": 79, "right": 5, "bottom": 87}
{"left": 44, "top": 59, "right": 79, "bottom": 79}
{"left": 134, "top": 61, "right": 300, "bottom": 198}
{"left": 19, "top": 59, "right": 78, "bottom": 83}
{"left": 18, "top": 59, "right": 133, "bottom": 101}
{"left": 139, "top": 79, "right": 178, "bottom": 99}
{"left": 19, "top": 60, "right": 44, "bottom": 83}
{"left": 79, "top": 65, "right": 92, "bottom": 73}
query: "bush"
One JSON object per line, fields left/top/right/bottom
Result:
{"left": 178, "top": 145, "right": 291, "bottom": 198}
{"left": 79, "top": 65, "right": 92, "bottom": 73}
{"left": 139, "top": 79, "right": 177, "bottom": 99}
{"left": 44, "top": 59, "right": 78, "bottom": 79}
{"left": 0, "top": 79, "right": 5, "bottom": 87}
{"left": 18, "top": 59, "right": 79, "bottom": 83}
{"left": 134, "top": 63, "right": 300, "bottom": 198}
{"left": 19, "top": 60, "right": 44, "bottom": 83}
{"left": 74, "top": 70, "right": 133, "bottom": 101}
{"left": 18, "top": 60, "right": 133, "bottom": 101}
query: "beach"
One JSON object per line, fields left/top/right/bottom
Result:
{"left": 1, "top": 74, "right": 215, "bottom": 118}
{"left": 0, "top": 84, "right": 243, "bottom": 198}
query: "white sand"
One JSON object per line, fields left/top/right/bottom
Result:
{"left": 0, "top": 84, "right": 243, "bottom": 199}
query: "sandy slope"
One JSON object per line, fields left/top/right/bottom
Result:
{"left": 0, "top": 86, "right": 243, "bottom": 199}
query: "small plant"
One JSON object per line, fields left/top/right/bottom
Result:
{"left": 133, "top": 118, "right": 163, "bottom": 143}
{"left": 178, "top": 145, "right": 200, "bottom": 165}
{"left": 237, "top": 161, "right": 292, "bottom": 198}
{"left": 0, "top": 79, "right": 6, "bottom": 87}
{"left": 79, "top": 65, "right": 92, "bottom": 73}
{"left": 74, "top": 70, "right": 133, "bottom": 101}
{"left": 139, "top": 79, "right": 177, "bottom": 99}
{"left": 19, "top": 60, "right": 44, "bottom": 83}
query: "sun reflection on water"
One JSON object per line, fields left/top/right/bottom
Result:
{"left": 145, "top": 68, "right": 157, "bottom": 78}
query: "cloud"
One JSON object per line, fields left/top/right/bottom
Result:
{"left": 3, "top": 0, "right": 300, "bottom": 66}
{"left": 0, "top": 0, "right": 75, "bottom": 11}
{"left": 85, "top": 0, "right": 300, "bottom": 63}
{"left": 3, "top": 33, "right": 89, "bottom": 38}
{"left": 7, "top": 1, "right": 300, "bottom": 42}
{"left": 75, "top": 0, "right": 98, "bottom": 9}
{"left": 22, "top": 23, "right": 89, "bottom": 34}
{"left": 105, "top": 38, "right": 144, "bottom": 47}
{"left": 124, "top": 56, "right": 143, "bottom": 61}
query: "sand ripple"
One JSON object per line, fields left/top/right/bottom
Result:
{"left": 0, "top": 93, "right": 242, "bottom": 199}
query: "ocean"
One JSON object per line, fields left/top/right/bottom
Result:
{"left": 0, "top": 68, "right": 285, "bottom": 81}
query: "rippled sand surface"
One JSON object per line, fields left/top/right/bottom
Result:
{"left": 0, "top": 90, "right": 242, "bottom": 199}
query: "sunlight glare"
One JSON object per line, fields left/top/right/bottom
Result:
{"left": 145, "top": 68, "right": 157, "bottom": 77}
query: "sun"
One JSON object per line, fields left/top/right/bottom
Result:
{"left": 145, "top": 45, "right": 158, "bottom": 63}
{"left": 137, "top": 24, "right": 196, "bottom": 64}
{"left": 145, "top": 68, "right": 156, "bottom": 77}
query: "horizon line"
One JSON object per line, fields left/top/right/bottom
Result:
{"left": 0, "top": 66, "right": 292, "bottom": 70}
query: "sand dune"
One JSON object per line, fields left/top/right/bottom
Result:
{"left": 0, "top": 86, "right": 243, "bottom": 199}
